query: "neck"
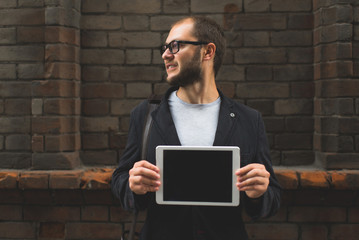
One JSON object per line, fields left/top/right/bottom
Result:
{"left": 177, "top": 76, "right": 219, "bottom": 104}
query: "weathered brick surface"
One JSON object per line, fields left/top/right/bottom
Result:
{"left": 0, "top": 0, "right": 358, "bottom": 238}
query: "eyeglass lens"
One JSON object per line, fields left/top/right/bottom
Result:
{"left": 162, "top": 41, "right": 179, "bottom": 54}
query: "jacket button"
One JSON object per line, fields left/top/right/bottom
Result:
{"left": 230, "top": 113, "right": 235, "bottom": 118}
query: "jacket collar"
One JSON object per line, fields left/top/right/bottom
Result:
{"left": 151, "top": 86, "right": 237, "bottom": 146}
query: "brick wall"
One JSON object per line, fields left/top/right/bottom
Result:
{"left": 0, "top": 0, "right": 358, "bottom": 170}
{"left": 1, "top": 0, "right": 359, "bottom": 239}
{"left": 0, "top": 168, "right": 358, "bottom": 240}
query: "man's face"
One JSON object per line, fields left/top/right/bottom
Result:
{"left": 162, "top": 20, "right": 203, "bottom": 87}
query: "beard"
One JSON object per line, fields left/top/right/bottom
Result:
{"left": 167, "top": 49, "right": 203, "bottom": 87}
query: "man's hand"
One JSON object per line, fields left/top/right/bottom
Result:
{"left": 129, "top": 160, "right": 161, "bottom": 195}
{"left": 235, "top": 163, "right": 270, "bottom": 199}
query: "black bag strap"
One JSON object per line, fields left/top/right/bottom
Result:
{"left": 124, "top": 95, "right": 161, "bottom": 240}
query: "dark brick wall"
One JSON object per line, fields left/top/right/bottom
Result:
{"left": 0, "top": 0, "right": 358, "bottom": 170}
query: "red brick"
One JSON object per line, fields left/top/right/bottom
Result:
{"left": 247, "top": 100, "right": 274, "bottom": 116}
{"left": 272, "top": 30, "right": 312, "bottom": 46}
{"left": 32, "top": 152, "right": 81, "bottom": 170}
{"left": 81, "top": 168, "right": 113, "bottom": 190}
{"left": 81, "top": 117, "right": 119, "bottom": 132}
{"left": 0, "top": 190, "right": 23, "bottom": 204}
{"left": 0, "top": 172, "right": 18, "bottom": 189}
{"left": 82, "top": 206, "right": 109, "bottom": 221}
{"left": 4, "top": 99, "right": 31, "bottom": 115}
{"left": 111, "top": 99, "right": 142, "bottom": 116}
{"left": 0, "top": 46, "right": 44, "bottom": 61}
{"left": 271, "top": 0, "right": 311, "bottom": 12}
{"left": 19, "top": 172, "right": 49, "bottom": 189}
{"left": 349, "top": 207, "right": 359, "bottom": 223}
{"left": 110, "top": 206, "right": 135, "bottom": 222}
{"left": 110, "top": 66, "right": 163, "bottom": 82}
{"left": 109, "top": 0, "right": 160, "bottom": 14}
{"left": 82, "top": 66, "right": 109, "bottom": 82}
{"left": 289, "top": 206, "right": 346, "bottom": 222}
{"left": 235, "top": 48, "right": 286, "bottom": 64}
{"left": 299, "top": 170, "right": 330, "bottom": 189}
{"left": 82, "top": 133, "right": 109, "bottom": 150}
{"left": 274, "top": 99, "right": 313, "bottom": 115}
{"left": 288, "top": 14, "right": 313, "bottom": 29}
{"left": 82, "top": 83, "right": 125, "bottom": 98}
{"left": 23, "top": 189, "right": 53, "bottom": 204}
{"left": 44, "top": 98, "right": 80, "bottom": 115}
{"left": 0, "top": 82, "right": 32, "bottom": 97}
{"left": 39, "top": 222, "right": 65, "bottom": 239}
{"left": 244, "top": 0, "right": 270, "bottom": 12}
{"left": 246, "top": 66, "right": 272, "bottom": 81}
{"left": 282, "top": 151, "right": 315, "bottom": 166}
{"left": 273, "top": 64, "right": 313, "bottom": 81}
{"left": 0, "top": 222, "right": 35, "bottom": 239}
{"left": 275, "top": 134, "right": 312, "bottom": 150}
{"left": 45, "top": 26, "right": 80, "bottom": 45}
{"left": 330, "top": 224, "right": 359, "bottom": 239}
{"left": 237, "top": 83, "right": 289, "bottom": 98}
{"left": 32, "top": 116, "right": 79, "bottom": 134}
{"left": 274, "top": 169, "right": 299, "bottom": 189}
{"left": 82, "top": 99, "right": 110, "bottom": 116}
{"left": 331, "top": 170, "right": 359, "bottom": 189}
{"left": 81, "top": 31, "right": 108, "bottom": 47}
{"left": 66, "top": 223, "right": 122, "bottom": 239}
{"left": 45, "top": 134, "right": 80, "bottom": 152}
{"left": 301, "top": 224, "right": 328, "bottom": 240}
{"left": 53, "top": 189, "right": 84, "bottom": 205}
{"left": 81, "top": 150, "right": 118, "bottom": 166}
{"left": 32, "top": 80, "right": 80, "bottom": 97}
{"left": 46, "top": 44, "right": 79, "bottom": 62}
{"left": 82, "top": 190, "right": 114, "bottom": 205}
{"left": 0, "top": 8, "right": 44, "bottom": 25}
{"left": 5, "top": 134, "right": 31, "bottom": 151}
{"left": 24, "top": 206, "right": 80, "bottom": 221}
{"left": 291, "top": 82, "right": 315, "bottom": 98}
{"left": 17, "top": 26, "right": 44, "bottom": 43}
{"left": 82, "top": 0, "right": 108, "bottom": 13}
{"left": 81, "top": 49, "right": 125, "bottom": 65}
{"left": 49, "top": 170, "right": 83, "bottom": 189}
{"left": 32, "top": 135, "right": 44, "bottom": 152}
{"left": 246, "top": 223, "right": 298, "bottom": 239}
{"left": 234, "top": 14, "right": 286, "bottom": 30}
{"left": 109, "top": 132, "right": 128, "bottom": 149}
{"left": 45, "top": 62, "right": 81, "bottom": 80}
{"left": 0, "top": 205, "right": 22, "bottom": 220}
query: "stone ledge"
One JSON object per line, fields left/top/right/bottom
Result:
{"left": 0, "top": 167, "right": 359, "bottom": 190}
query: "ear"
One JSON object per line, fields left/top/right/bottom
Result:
{"left": 203, "top": 43, "right": 216, "bottom": 61}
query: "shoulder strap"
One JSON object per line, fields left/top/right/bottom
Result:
{"left": 141, "top": 95, "right": 161, "bottom": 159}
{"left": 126, "top": 95, "right": 161, "bottom": 240}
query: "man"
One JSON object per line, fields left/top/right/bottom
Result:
{"left": 112, "top": 16, "right": 281, "bottom": 240}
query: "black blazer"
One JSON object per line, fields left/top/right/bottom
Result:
{"left": 112, "top": 87, "right": 281, "bottom": 240}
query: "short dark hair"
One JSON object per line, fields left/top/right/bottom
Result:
{"left": 174, "top": 16, "right": 226, "bottom": 76}
{"left": 174, "top": 16, "right": 226, "bottom": 75}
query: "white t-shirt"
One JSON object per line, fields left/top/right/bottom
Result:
{"left": 168, "top": 91, "right": 221, "bottom": 146}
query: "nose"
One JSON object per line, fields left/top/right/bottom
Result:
{"left": 162, "top": 48, "right": 174, "bottom": 60}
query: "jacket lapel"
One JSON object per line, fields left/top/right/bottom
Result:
{"left": 151, "top": 88, "right": 181, "bottom": 145}
{"left": 213, "top": 92, "right": 237, "bottom": 146}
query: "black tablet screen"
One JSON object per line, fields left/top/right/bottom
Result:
{"left": 163, "top": 150, "right": 233, "bottom": 202}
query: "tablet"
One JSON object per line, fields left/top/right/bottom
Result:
{"left": 156, "top": 146, "right": 240, "bottom": 207}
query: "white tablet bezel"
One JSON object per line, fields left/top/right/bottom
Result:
{"left": 155, "top": 145, "right": 240, "bottom": 207}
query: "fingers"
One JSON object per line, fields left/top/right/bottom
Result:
{"left": 129, "top": 160, "right": 161, "bottom": 195}
{"left": 235, "top": 163, "right": 270, "bottom": 199}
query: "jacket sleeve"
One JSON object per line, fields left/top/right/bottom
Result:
{"left": 243, "top": 112, "right": 281, "bottom": 219}
{"left": 111, "top": 102, "right": 151, "bottom": 211}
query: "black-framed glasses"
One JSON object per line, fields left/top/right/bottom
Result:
{"left": 161, "top": 40, "right": 209, "bottom": 55}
